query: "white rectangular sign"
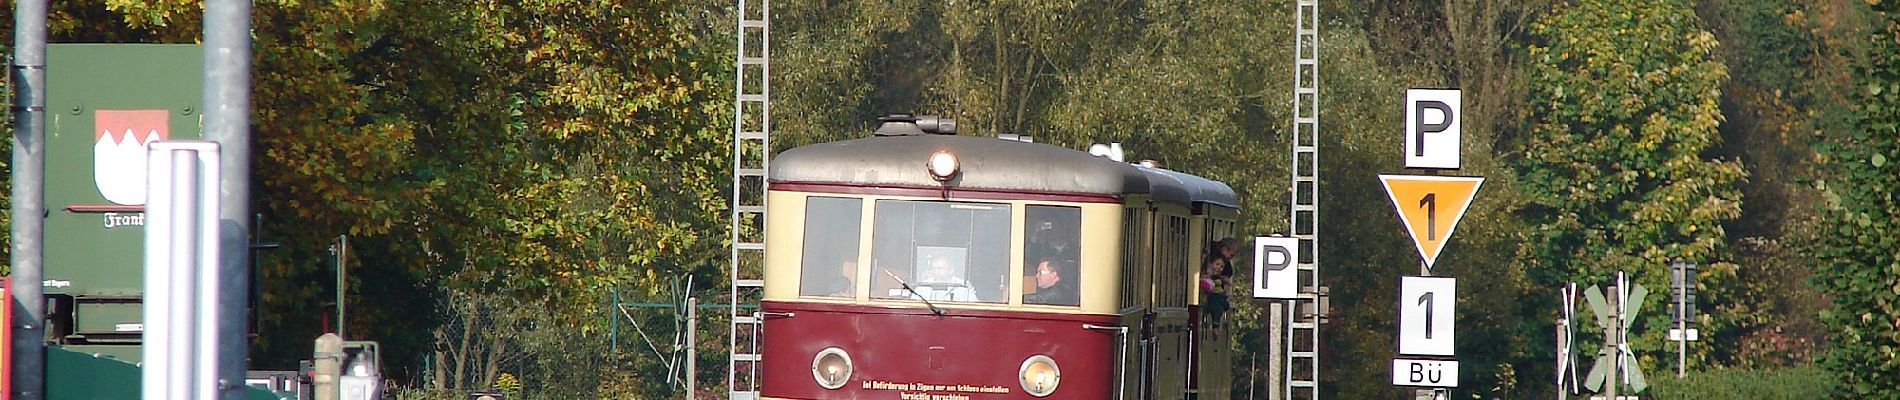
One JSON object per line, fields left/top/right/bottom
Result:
{"left": 1399, "top": 276, "right": 1456, "bottom": 356}
{"left": 1669, "top": 328, "right": 1700, "bottom": 341}
{"left": 1392, "top": 358, "right": 1459, "bottom": 387}
{"left": 1253, "top": 236, "right": 1299, "bottom": 299}
{"left": 1404, "top": 89, "right": 1462, "bottom": 169}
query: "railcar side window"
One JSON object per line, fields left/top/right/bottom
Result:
{"left": 1121, "top": 207, "right": 1147, "bottom": 308}
{"left": 1023, "top": 205, "right": 1081, "bottom": 306}
{"left": 870, "top": 200, "right": 1010, "bottom": 304}
{"left": 800, "top": 197, "right": 863, "bottom": 298}
{"left": 1157, "top": 214, "right": 1191, "bottom": 308}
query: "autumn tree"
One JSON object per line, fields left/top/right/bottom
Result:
{"left": 1519, "top": 0, "right": 1747, "bottom": 375}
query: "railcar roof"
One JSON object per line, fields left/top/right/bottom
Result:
{"left": 772, "top": 134, "right": 1151, "bottom": 196}
{"left": 1137, "top": 166, "right": 1240, "bottom": 209}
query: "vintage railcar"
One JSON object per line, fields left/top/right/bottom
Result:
{"left": 759, "top": 115, "right": 1240, "bottom": 399}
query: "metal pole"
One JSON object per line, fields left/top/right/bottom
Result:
{"left": 610, "top": 289, "right": 620, "bottom": 354}
{"left": 1675, "top": 261, "right": 1686, "bottom": 379}
{"left": 1677, "top": 296, "right": 1685, "bottom": 378}
{"left": 1605, "top": 278, "right": 1619, "bottom": 400}
{"left": 10, "top": 0, "right": 49, "bottom": 397}
{"left": 1554, "top": 320, "right": 1563, "bottom": 400}
{"left": 179, "top": 149, "right": 220, "bottom": 400}
{"left": 204, "top": 0, "right": 253, "bottom": 396}
{"left": 148, "top": 149, "right": 204, "bottom": 400}
{"left": 1421, "top": 261, "right": 1444, "bottom": 400}
{"left": 1265, "top": 302, "right": 1282, "bottom": 400}
{"left": 334, "top": 235, "right": 347, "bottom": 339}
{"left": 686, "top": 297, "right": 697, "bottom": 399}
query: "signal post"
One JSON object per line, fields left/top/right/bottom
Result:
{"left": 1381, "top": 89, "right": 1481, "bottom": 399}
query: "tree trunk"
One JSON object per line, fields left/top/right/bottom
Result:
{"left": 453, "top": 297, "right": 477, "bottom": 390}
{"left": 432, "top": 327, "right": 449, "bottom": 390}
{"left": 483, "top": 336, "right": 506, "bottom": 389}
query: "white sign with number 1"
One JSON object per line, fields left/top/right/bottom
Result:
{"left": 1399, "top": 276, "right": 1456, "bottom": 356}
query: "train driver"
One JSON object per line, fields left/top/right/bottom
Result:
{"left": 917, "top": 256, "right": 979, "bottom": 302}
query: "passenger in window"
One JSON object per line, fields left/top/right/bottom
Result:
{"left": 1027, "top": 219, "right": 1079, "bottom": 274}
{"left": 1023, "top": 257, "right": 1078, "bottom": 305}
{"left": 918, "top": 256, "right": 978, "bottom": 301}
{"left": 826, "top": 275, "right": 854, "bottom": 297}
{"left": 1200, "top": 253, "right": 1231, "bottom": 333}
{"left": 825, "top": 258, "right": 857, "bottom": 297}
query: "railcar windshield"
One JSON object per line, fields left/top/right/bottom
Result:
{"left": 870, "top": 200, "right": 1010, "bottom": 303}
{"left": 799, "top": 197, "right": 863, "bottom": 297}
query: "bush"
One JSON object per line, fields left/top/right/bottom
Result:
{"left": 1643, "top": 364, "right": 1831, "bottom": 400}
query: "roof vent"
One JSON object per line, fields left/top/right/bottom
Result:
{"left": 874, "top": 114, "right": 957, "bottom": 136}
{"left": 998, "top": 133, "right": 1035, "bottom": 143}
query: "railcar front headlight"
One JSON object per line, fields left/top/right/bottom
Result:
{"left": 928, "top": 150, "right": 960, "bottom": 181}
{"left": 1019, "top": 354, "right": 1061, "bottom": 397}
{"left": 812, "top": 347, "right": 854, "bottom": 390}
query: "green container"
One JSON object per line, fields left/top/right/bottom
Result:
{"left": 42, "top": 44, "right": 204, "bottom": 357}
{"left": 47, "top": 345, "right": 289, "bottom": 400}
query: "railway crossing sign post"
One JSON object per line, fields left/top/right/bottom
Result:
{"left": 1386, "top": 88, "right": 1474, "bottom": 394}
{"left": 1584, "top": 273, "right": 1649, "bottom": 395}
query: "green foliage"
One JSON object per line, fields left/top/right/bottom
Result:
{"left": 1813, "top": 1, "right": 1900, "bottom": 398}
{"left": 1646, "top": 364, "right": 1831, "bottom": 399}
{"left": 1698, "top": 0, "right": 1863, "bottom": 368}
{"left": 1520, "top": 0, "right": 1746, "bottom": 375}
{"left": 2, "top": 0, "right": 733, "bottom": 387}
{"left": 239, "top": 0, "right": 733, "bottom": 379}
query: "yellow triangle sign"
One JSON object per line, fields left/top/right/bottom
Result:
{"left": 1379, "top": 174, "right": 1484, "bottom": 269}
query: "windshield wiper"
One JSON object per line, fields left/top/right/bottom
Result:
{"left": 883, "top": 269, "right": 945, "bottom": 316}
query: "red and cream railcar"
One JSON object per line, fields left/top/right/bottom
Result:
{"left": 759, "top": 116, "right": 1239, "bottom": 400}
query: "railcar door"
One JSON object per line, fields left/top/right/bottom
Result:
{"left": 1149, "top": 209, "right": 1194, "bottom": 400}
{"left": 1117, "top": 202, "right": 1153, "bottom": 400}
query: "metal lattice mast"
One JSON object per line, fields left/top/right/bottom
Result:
{"left": 1286, "top": 0, "right": 1322, "bottom": 398}
{"left": 728, "top": 0, "right": 770, "bottom": 397}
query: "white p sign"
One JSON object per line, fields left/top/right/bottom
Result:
{"left": 1253, "top": 236, "right": 1299, "bottom": 299}
{"left": 1404, "top": 89, "right": 1462, "bottom": 169}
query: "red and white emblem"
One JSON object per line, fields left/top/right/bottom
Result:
{"left": 93, "top": 110, "right": 169, "bottom": 205}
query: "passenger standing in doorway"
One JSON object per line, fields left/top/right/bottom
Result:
{"left": 1200, "top": 253, "right": 1231, "bottom": 333}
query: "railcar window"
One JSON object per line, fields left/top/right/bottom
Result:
{"left": 800, "top": 197, "right": 864, "bottom": 298}
{"left": 1157, "top": 214, "right": 1190, "bottom": 308}
{"left": 870, "top": 200, "right": 1010, "bottom": 304}
{"left": 1024, "top": 205, "right": 1081, "bottom": 306}
{"left": 1121, "top": 207, "right": 1147, "bottom": 308}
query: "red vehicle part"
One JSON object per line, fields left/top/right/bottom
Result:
{"left": 761, "top": 300, "right": 1119, "bottom": 400}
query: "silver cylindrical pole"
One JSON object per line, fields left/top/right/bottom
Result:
{"left": 1677, "top": 263, "right": 1687, "bottom": 378}
{"left": 146, "top": 146, "right": 208, "bottom": 400}
{"left": 173, "top": 150, "right": 205, "bottom": 400}
{"left": 204, "top": 0, "right": 253, "bottom": 396}
{"left": 1606, "top": 275, "right": 1620, "bottom": 400}
{"left": 10, "top": 0, "right": 49, "bottom": 397}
